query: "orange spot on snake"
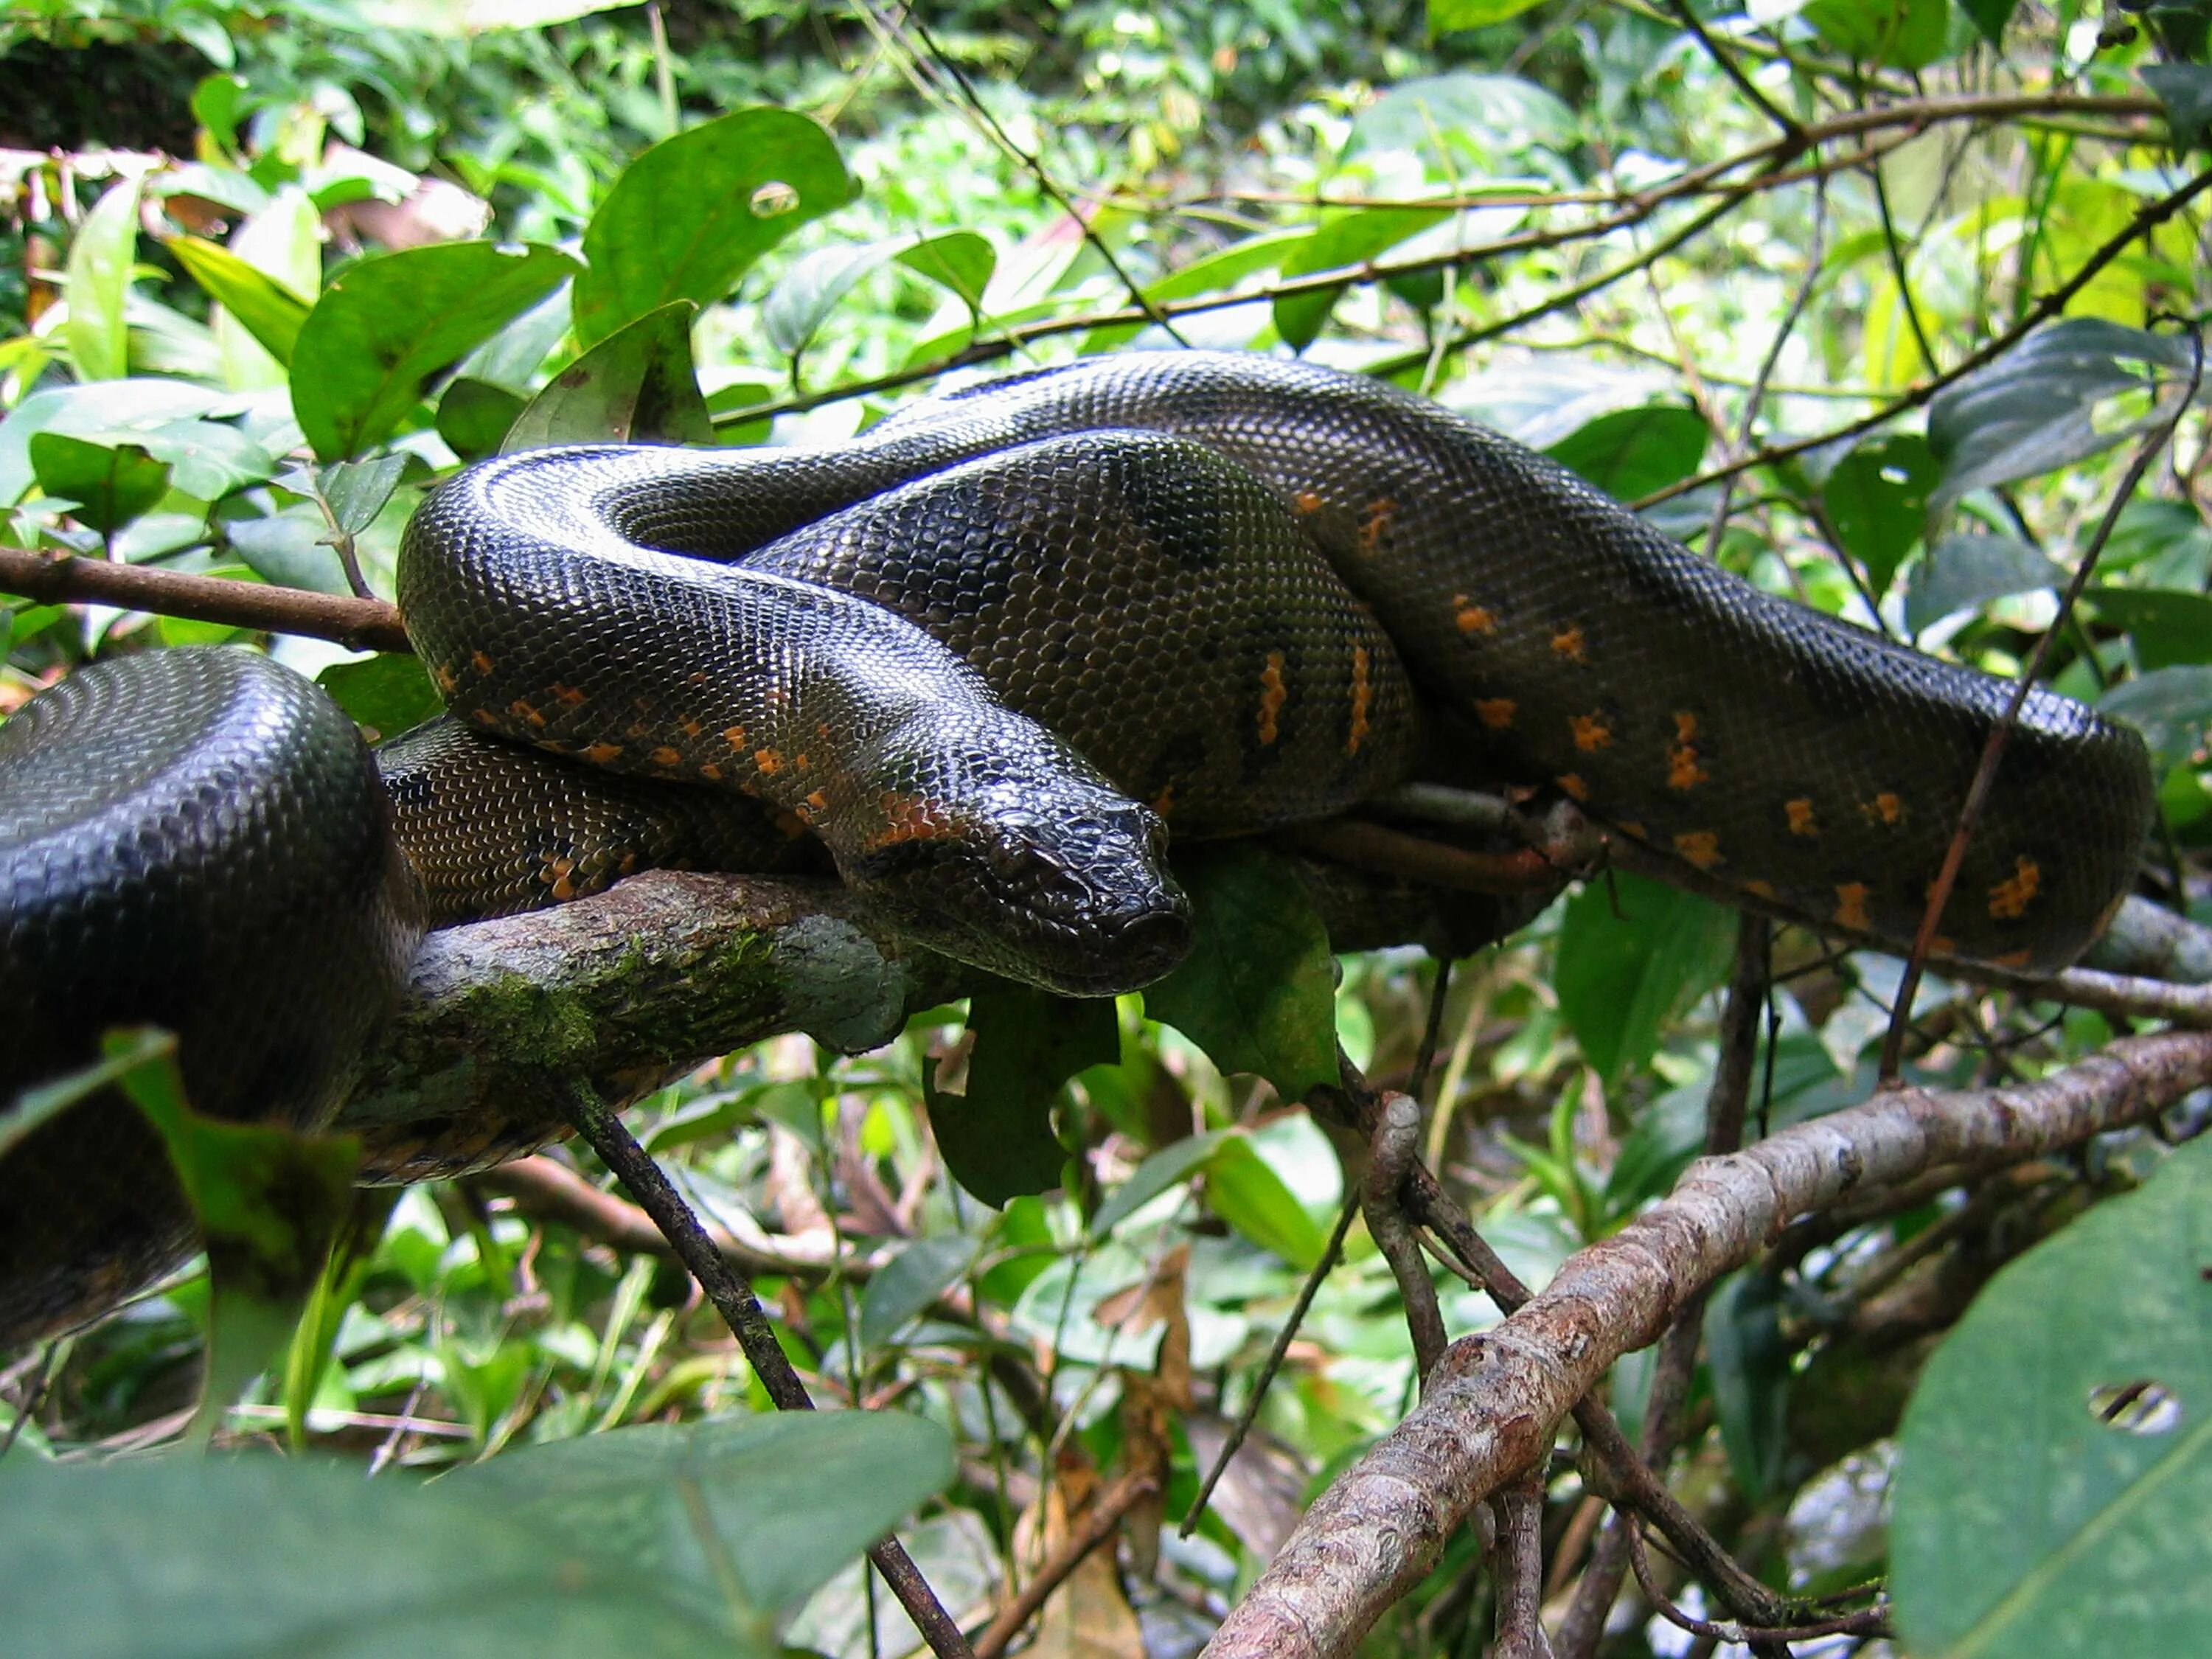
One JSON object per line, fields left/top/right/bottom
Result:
{"left": 1785, "top": 798, "right": 1819, "bottom": 837}
{"left": 1992, "top": 946, "right": 2034, "bottom": 968}
{"left": 1862, "top": 792, "right": 1907, "bottom": 827}
{"left": 548, "top": 857, "right": 577, "bottom": 902}
{"left": 867, "top": 792, "right": 956, "bottom": 847}
{"left": 1151, "top": 784, "right": 1176, "bottom": 817}
{"left": 774, "top": 810, "right": 810, "bottom": 840}
{"left": 1674, "top": 830, "right": 1722, "bottom": 869}
{"left": 1551, "top": 624, "right": 1587, "bottom": 663}
{"left": 1742, "top": 879, "right": 1778, "bottom": 901}
{"left": 650, "top": 745, "right": 683, "bottom": 767}
{"left": 1348, "top": 646, "right": 1372, "bottom": 755}
{"left": 755, "top": 748, "right": 784, "bottom": 776}
{"left": 681, "top": 718, "right": 703, "bottom": 737}
{"left": 432, "top": 664, "right": 459, "bottom": 695}
{"left": 1475, "top": 698, "right": 1516, "bottom": 730}
{"left": 468, "top": 708, "right": 500, "bottom": 727}
{"left": 1666, "top": 740, "right": 1708, "bottom": 791}
{"left": 1358, "top": 496, "right": 1396, "bottom": 554}
{"left": 1257, "top": 653, "right": 1287, "bottom": 747}
{"left": 1293, "top": 489, "right": 1324, "bottom": 515}
{"left": 1454, "top": 596, "right": 1497, "bottom": 636}
{"left": 806, "top": 789, "right": 830, "bottom": 813}
{"left": 698, "top": 762, "right": 723, "bottom": 781}
{"left": 470, "top": 650, "right": 495, "bottom": 675}
{"left": 625, "top": 723, "right": 653, "bottom": 739}
{"left": 723, "top": 725, "right": 748, "bottom": 749}
{"left": 1556, "top": 773, "right": 1590, "bottom": 801}
{"left": 1569, "top": 712, "right": 1613, "bottom": 751}
{"left": 583, "top": 742, "right": 624, "bottom": 765}
{"left": 1674, "top": 712, "right": 1699, "bottom": 741}
{"left": 509, "top": 698, "right": 546, "bottom": 727}
{"left": 1833, "top": 883, "right": 1872, "bottom": 932}
{"left": 793, "top": 752, "right": 811, "bottom": 771}
{"left": 551, "top": 683, "right": 586, "bottom": 706}
{"left": 1618, "top": 820, "right": 1648, "bottom": 838}
{"left": 1989, "top": 856, "right": 2042, "bottom": 919}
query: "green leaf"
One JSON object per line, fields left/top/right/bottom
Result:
{"left": 0, "top": 1455, "right": 768, "bottom": 1657}
{"left": 290, "top": 240, "right": 580, "bottom": 460}
{"left": 316, "top": 452, "right": 408, "bottom": 536}
{"left": 2086, "top": 587, "right": 2212, "bottom": 670}
{"left": 2101, "top": 666, "right": 2212, "bottom": 772}
{"left": 113, "top": 1029, "right": 361, "bottom": 1445}
{"left": 1203, "top": 1136, "right": 1327, "bottom": 1268}
{"left": 929, "top": 983, "right": 1116, "bottom": 1206}
{"left": 1904, "top": 534, "right": 2063, "bottom": 634}
{"left": 1545, "top": 404, "right": 1709, "bottom": 501}
{"left": 1893, "top": 1133, "right": 2212, "bottom": 1655}
{"left": 764, "top": 243, "right": 902, "bottom": 364}
{"left": 1802, "top": 0, "right": 1953, "bottom": 67}
{"left": 2145, "top": 64, "right": 2212, "bottom": 151}
{"left": 1142, "top": 844, "right": 1338, "bottom": 1100}
{"left": 1091, "top": 1131, "right": 1228, "bottom": 1237}
{"left": 1705, "top": 1270, "right": 1791, "bottom": 1499}
{"left": 1081, "top": 229, "right": 1307, "bottom": 354}
{"left": 1927, "top": 319, "right": 2208, "bottom": 518}
{"left": 1429, "top": 0, "right": 1549, "bottom": 34}
{"left": 28, "top": 433, "right": 170, "bottom": 534}
{"left": 0, "top": 1027, "right": 178, "bottom": 1161}
{"left": 1555, "top": 869, "right": 1736, "bottom": 1091}
{"left": 507, "top": 301, "right": 712, "bottom": 450}
{"left": 859, "top": 1234, "right": 982, "bottom": 1346}
{"left": 1273, "top": 206, "right": 1450, "bottom": 352}
{"left": 453, "top": 1411, "right": 954, "bottom": 1618}
{"left": 574, "top": 108, "right": 855, "bottom": 349}
{"left": 167, "top": 234, "right": 312, "bottom": 366}
{"left": 1821, "top": 432, "right": 1941, "bottom": 597}
{"left": 318, "top": 653, "right": 445, "bottom": 744}
{"left": 894, "top": 231, "right": 995, "bottom": 315}
{"left": 437, "top": 376, "right": 526, "bottom": 458}
{"left": 64, "top": 175, "right": 143, "bottom": 382}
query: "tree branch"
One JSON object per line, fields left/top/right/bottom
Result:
{"left": 1205, "top": 1030, "right": 2212, "bottom": 1659}
{"left": 0, "top": 546, "right": 409, "bottom": 654}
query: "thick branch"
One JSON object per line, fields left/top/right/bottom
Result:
{"left": 1204, "top": 1031, "right": 2212, "bottom": 1659}
{"left": 0, "top": 546, "right": 410, "bottom": 653}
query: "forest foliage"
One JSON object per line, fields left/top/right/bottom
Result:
{"left": 1, "top": 0, "right": 2211, "bottom": 1655}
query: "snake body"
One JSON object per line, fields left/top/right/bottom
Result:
{"left": 0, "top": 349, "right": 2157, "bottom": 1343}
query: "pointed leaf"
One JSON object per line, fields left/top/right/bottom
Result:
{"left": 28, "top": 433, "right": 170, "bottom": 533}
{"left": 928, "top": 983, "right": 1115, "bottom": 1205}
{"left": 1273, "top": 206, "right": 1450, "bottom": 352}
{"left": 1904, "top": 533, "right": 2062, "bottom": 633}
{"left": 1555, "top": 869, "right": 1736, "bottom": 1091}
{"left": 860, "top": 1234, "right": 982, "bottom": 1346}
{"left": 1821, "top": 432, "right": 1941, "bottom": 597}
{"left": 167, "top": 234, "right": 312, "bottom": 366}
{"left": 65, "top": 175, "right": 143, "bottom": 382}
{"left": 1545, "top": 404, "right": 1709, "bottom": 501}
{"left": 894, "top": 231, "right": 995, "bottom": 314}
{"left": 506, "top": 299, "right": 712, "bottom": 450}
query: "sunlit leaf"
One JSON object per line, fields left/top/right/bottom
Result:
{"left": 1272, "top": 206, "right": 1450, "bottom": 352}
{"left": 1428, "top": 0, "right": 1548, "bottom": 32}
{"left": 28, "top": 433, "right": 170, "bottom": 533}
{"left": 319, "top": 653, "right": 445, "bottom": 744}
{"left": 167, "top": 234, "right": 312, "bottom": 367}
{"left": 65, "top": 175, "right": 143, "bottom": 383}
{"left": 1803, "top": 0, "right": 1952, "bottom": 68}
{"left": 507, "top": 300, "right": 712, "bottom": 450}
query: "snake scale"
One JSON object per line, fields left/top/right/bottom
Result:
{"left": 0, "top": 350, "right": 2156, "bottom": 1344}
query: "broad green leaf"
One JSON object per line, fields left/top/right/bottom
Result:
{"left": 1893, "top": 1133, "right": 2212, "bottom": 1656}
{"left": 2085, "top": 587, "right": 2212, "bottom": 670}
{"left": 929, "top": 983, "right": 1116, "bottom": 1206}
{"left": 1904, "top": 533, "right": 2062, "bottom": 633}
{"left": 894, "top": 231, "right": 995, "bottom": 314}
{"left": 506, "top": 301, "right": 712, "bottom": 451}
{"left": 1927, "top": 319, "right": 2209, "bottom": 517}
{"left": 1091, "top": 1131, "right": 1229, "bottom": 1237}
{"left": 1347, "top": 72, "right": 1579, "bottom": 163}
{"left": 574, "top": 108, "right": 855, "bottom": 348}
{"left": 28, "top": 433, "right": 170, "bottom": 533}
{"left": 0, "top": 1455, "right": 762, "bottom": 1658}
{"left": 1803, "top": 0, "right": 1952, "bottom": 67}
{"left": 1705, "top": 1270, "right": 1791, "bottom": 1499}
{"left": 2145, "top": 64, "right": 2212, "bottom": 150}
{"left": 64, "top": 175, "right": 143, "bottom": 382}
{"left": 1142, "top": 844, "right": 1338, "bottom": 1100}
{"left": 2101, "top": 667, "right": 2212, "bottom": 771}
{"left": 860, "top": 1234, "right": 982, "bottom": 1346}
{"left": 1960, "top": 0, "right": 2018, "bottom": 41}
{"left": 437, "top": 377, "right": 526, "bottom": 458}
{"left": 314, "top": 453, "right": 408, "bottom": 537}
{"left": 1545, "top": 404, "right": 1708, "bottom": 502}
{"left": 763, "top": 243, "right": 900, "bottom": 364}
{"left": 1273, "top": 206, "right": 1450, "bottom": 352}
{"left": 453, "top": 1411, "right": 954, "bottom": 1617}
{"left": 1430, "top": 0, "right": 1548, "bottom": 32}
{"left": 113, "top": 1030, "right": 360, "bottom": 1445}
{"left": 290, "top": 240, "right": 579, "bottom": 459}
{"left": 319, "top": 653, "right": 446, "bottom": 744}
{"left": 1821, "top": 432, "right": 1941, "bottom": 597}
{"left": 167, "top": 234, "right": 312, "bottom": 367}
{"left": 1555, "top": 869, "right": 1736, "bottom": 1091}
{"left": 1203, "top": 1136, "right": 1326, "bottom": 1268}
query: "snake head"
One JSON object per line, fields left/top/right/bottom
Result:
{"left": 840, "top": 770, "right": 1192, "bottom": 997}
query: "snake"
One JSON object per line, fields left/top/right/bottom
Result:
{"left": 0, "top": 349, "right": 2157, "bottom": 1345}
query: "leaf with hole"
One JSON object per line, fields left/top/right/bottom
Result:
{"left": 1893, "top": 1132, "right": 2212, "bottom": 1655}
{"left": 574, "top": 108, "right": 855, "bottom": 348}
{"left": 928, "top": 983, "right": 1115, "bottom": 1206}
{"left": 290, "top": 241, "right": 579, "bottom": 459}
{"left": 506, "top": 301, "right": 712, "bottom": 451}
{"left": 1822, "top": 432, "right": 1940, "bottom": 597}
{"left": 28, "top": 433, "right": 170, "bottom": 533}
{"left": 1545, "top": 404, "right": 1709, "bottom": 502}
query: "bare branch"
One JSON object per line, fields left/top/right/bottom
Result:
{"left": 0, "top": 546, "right": 409, "bottom": 654}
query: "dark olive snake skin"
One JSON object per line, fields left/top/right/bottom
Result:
{"left": 0, "top": 349, "right": 2156, "bottom": 1343}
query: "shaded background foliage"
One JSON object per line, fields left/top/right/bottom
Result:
{"left": 0, "top": 0, "right": 2210, "bottom": 1655}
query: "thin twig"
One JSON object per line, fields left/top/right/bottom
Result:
{"left": 972, "top": 1472, "right": 1159, "bottom": 1659}
{"left": 1663, "top": 0, "right": 1802, "bottom": 138}
{"left": 1625, "top": 1524, "right": 1891, "bottom": 1644}
{"left": 0, "top": 546, "right": 410, "bottom": 653}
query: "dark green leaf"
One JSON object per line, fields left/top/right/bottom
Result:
{"left": 894, "top": 231, "right": 995, "bottom": 314}
{"left": 0, "top": 1455, "right": 764, "bottom": 1658}
{"left": 1555, "top": 869, "right": 1736, "bottom": 1091}
{"left": 1960, "top": 0, "right": 2018, "bottom": 43}
{"left": 1927, "top": 319, "right": 2207, "bottom": 516}
{"left": 1893, "top": 1133, "right": 2212, "bottom": 1655}
{"left": 507, "top": 301, "right": 712, "bottom": 450}
{"left": 436, "top": 376, "right": 525, "bottom": 459}
{"left": 574, "top": 108, "right": 855, "bottom": 348}
{"left": 1821, "top": 432, "right": 1941, "bottom": 597}
{"left": 859, "top": 1234, "right": 981, "bottom": 1346}
{"left": 316, "top": 453, "right": 408, "bottom": 536}
{"left": 1142, "top": 843, "right": 1338, "bottom": 1100}
{"left": 2086, "top": 587, "right": 2212, "bottom": 669}
{"left": 1545, "top": 404, "right": 1709, "bottom": 501}
{"left": 1705, "top": 1270, "right": 1792, "bottom": 1499}
{"left": 290, "top": 240, "right": 580, "bottom": 460}
{"left": 929, "top": 983, "right": 1116, "bottom": 1206}
{"left": 1903, "top": 533, "right": 2063, "bottom": 633}
{"left": 1273, "top": 207, "right": 1450, "bottom": 352}
{"left": 0, "top": 1028, "right": 177, "bottom": 1162}
{"left": 2145, "top": 64, "right": 2212, "bottom": 150}
{"left": 453, "top": 1411, "right": 954, "bottom": 1618}
{"left": 28, "top": 433, "right": 170, "bottom": 533}
{"left": 2100, "top": 666, "right": 2212, "bottom": 771}
{"left": 167, "top": 235, "right": 312, "bottom": 366}
{"left": 1803, "top": 0, "right": 1952, "bottom": 68}
{"left": 318, "top": 653, "right": 445, "bottom": 744}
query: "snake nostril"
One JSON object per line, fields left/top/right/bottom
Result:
{"left": 1114, "top": 907, "right": 1194, "bottom": 973}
